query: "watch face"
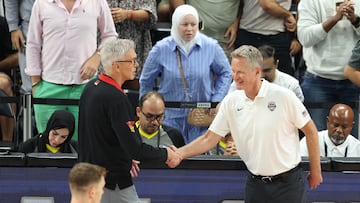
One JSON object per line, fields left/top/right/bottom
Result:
{"left": 353, "top": 16, "right": 360, "bottom": 26}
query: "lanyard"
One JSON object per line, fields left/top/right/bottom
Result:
{"left": 324, "top": 142, "right": 348, "bottom": 157}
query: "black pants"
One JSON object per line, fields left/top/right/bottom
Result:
{"left": 245, "top": 167, "right": 306, "bottom": 203}
{"left": 234, "top": 29, "right": 294, "bottom": 77}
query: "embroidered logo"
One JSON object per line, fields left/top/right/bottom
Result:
{"left": 267, "top": 101, "right": 276, "bottom": 112}
{"left": 126, "top": 121, "right": 135, "bottom": 133}
{"left": 302, "top": 110, "right": 309, "bottom": 117}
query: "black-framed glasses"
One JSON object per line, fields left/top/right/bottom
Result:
{"left": 262, "top": 67, "right": 273, "bottom": 73}
{"left": 141, "top": 110, "right": 165, "bottom": 122}
{"left": 114, "top": 58, "right": 138, "bottom": 65}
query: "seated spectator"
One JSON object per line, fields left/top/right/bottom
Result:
{"left": 0, "top": 16, "right": 18, "bottom": 142}
{"left": 228, "top": 44, "right": 304, "bottom": 102}
{"left": 69, "top": 162, "right": 106, "bottom": 203}
{"left": 18, "top": 110, "right": 77, "bottom": 153}
{"left": 136, "top": 91, "right": 185, "bottom": 148}
{"left": 0, "top": 74, "right": 15, "bottom": 143}
{"left": 300, "top": 103, "right": 360, "bottom": 157}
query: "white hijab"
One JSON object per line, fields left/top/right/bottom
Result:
{"left": 171, "top": 5, "right": 199, "bottom": 54}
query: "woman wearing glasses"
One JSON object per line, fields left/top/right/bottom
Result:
{"left": 18, "top": 110, "right": 77, "bottom": 154}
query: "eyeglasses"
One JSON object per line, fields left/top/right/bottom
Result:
{"left": 262, "top": 68, "right": 273, "bottom": 73}
{"left": 114, "top": 58, "right": 138, "bottom": 65}
{"left": 141, "top": 110, "right": 165, "bottom": 122}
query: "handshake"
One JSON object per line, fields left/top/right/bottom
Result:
{"left": 165, "top": 146, "right": 183, "bottom": 168}
{"left": 129, "top": 145, "right": 182, "bottom": 178}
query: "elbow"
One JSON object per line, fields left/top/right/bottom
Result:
{"left": 258, "top": 0, "right": 269, "bottom": 10}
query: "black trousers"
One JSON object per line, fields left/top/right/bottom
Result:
{"left": 245, "top": 167, "right": 306, "bottom": 203}
{"left": 234, "top": 29, "right": 294, "bottom": 77}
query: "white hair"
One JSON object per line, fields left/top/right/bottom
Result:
{"left": 100, "top": 39, "right": 135, "bottom": 72}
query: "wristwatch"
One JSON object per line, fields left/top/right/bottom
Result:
{"left": 352, "top": 15, "right": 360, "bottom": 27}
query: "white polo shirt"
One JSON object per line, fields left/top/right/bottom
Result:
{"left": 300, "top": 130, "right": 360, "bottom": 157}
{"left": 210, "top": 80, "right": 310, "bottom": 176}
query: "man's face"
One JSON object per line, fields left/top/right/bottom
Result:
{"left": 136, "top": 96, "right": 165, "bottom": 134}
{"left": 231, "top": 57, "right": 260, "bottom": 91}
{"left": 113, "top": 48, "right": 138, "bottom": 81}
{"left": 261, "top": 57, "right": 278, "bottom": 82}
{"left": 327, "top": 109, "right": 354, "bottom": 146}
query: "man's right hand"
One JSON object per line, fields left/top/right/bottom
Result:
{"left": 166, "top": 146, "right": 182, "bottom": 168}
{"left": 10, "top": 29, "right": 25, "bottom": 52}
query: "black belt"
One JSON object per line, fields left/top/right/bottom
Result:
{"left": 249, "top": 164, "right": 301, "bottom": 183}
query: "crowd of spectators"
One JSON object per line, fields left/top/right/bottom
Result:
{"left": 0, "top": 0, "right": 359, "bottom": 155}
{"left": 1, "top": 1, "right": 360, "bottom": 202}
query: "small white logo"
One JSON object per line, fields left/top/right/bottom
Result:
{"left": 267, "top": 101, "right": 276, "bottom": 112}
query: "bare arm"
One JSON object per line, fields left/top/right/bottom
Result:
{"left": 300, "top": 120, "right": 323, "bottom": 190}
{"left": 0, "top": 53, "right": 18, "bottom": 71}
{"left": 344, "top": 65, "right": 360, "bottom": 87}
{"left": 30, "top": 75, "right": 41, "bottom": 95}
{"left": 111, "top": 8, "right": 150, "bottom": 23}
{"left": 259, "top": 0, "right": 292, "bottom": 18}
{"left": 80, "top": 51, "right": 101, "bottom": 80}
{"left": 259, "top": 0, "right": 296, "bottom": 32}
{"left": 322, "top": 2, "right": 349, "bottom": 32}
{"left": 10, "top": 29, "right": 26, "bottom": 52}
{"left": 169, "top": 0, "right": 185, "bottom": 11}
{"left": 177, "top": 130, "right": 222, "bottom": 159}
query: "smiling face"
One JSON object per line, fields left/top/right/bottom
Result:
{"left": 231, "top": 57, "right": 261, "bottom": 93}
{"left": 178, "top": 14, "right": 198, "bottom": 41}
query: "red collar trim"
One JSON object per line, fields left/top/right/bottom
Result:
{"left": 98, "top": 74, "right": 126, "bottom": 95}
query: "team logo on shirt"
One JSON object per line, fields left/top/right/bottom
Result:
{"left": 302, "top": 110, "right": 309, "bottom": 117}
{"left": 267, "top": 101, "right": 276, "bottom": 112}
{"left": 126, "top": 121, "right": 135, "bottom": 132}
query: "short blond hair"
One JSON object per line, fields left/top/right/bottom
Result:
{"left": 69, "top": 162, "right": 106, "bottom": 193}
{"left": 231, "top": 45, "right": 263, "bottom": 70}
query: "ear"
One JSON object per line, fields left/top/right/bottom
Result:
{"left": 255, "top": 66, "right": 261, "bottom": 76}
{"left": 136, "top": 107, "right": 141, "bottom": 118}
{"left": 326, "top": 116, "right": 330, "bottom": 126}
{"left": 88, "top": 186, "right": 95, "bottom": 199}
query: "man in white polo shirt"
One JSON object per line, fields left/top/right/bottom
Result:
{"left": 300, "top": 103, "right": 360, "bottom": 157}
{"left": 169, "top": 45, "right": 323, "bottom": 203}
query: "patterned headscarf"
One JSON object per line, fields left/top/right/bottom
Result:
{"left": 171, "top": 4, "right": 199, "bottom": 54}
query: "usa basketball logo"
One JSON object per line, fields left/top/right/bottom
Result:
{"left": 267, "top": 101, "right": 276, "bottom": 112}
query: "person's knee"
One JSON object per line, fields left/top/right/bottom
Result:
{"left": 0, "top": 73, "right": 13, "bottom": 96}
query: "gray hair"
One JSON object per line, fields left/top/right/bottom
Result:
{"left": 231, "top": 45, "right": 263, "bottom": 70}
{"left": 100, "top": 39, "right": 136, "bottom": 72}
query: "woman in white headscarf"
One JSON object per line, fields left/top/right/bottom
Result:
{"left": 140, "top": 5, "right": 232, "bottom": 144}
